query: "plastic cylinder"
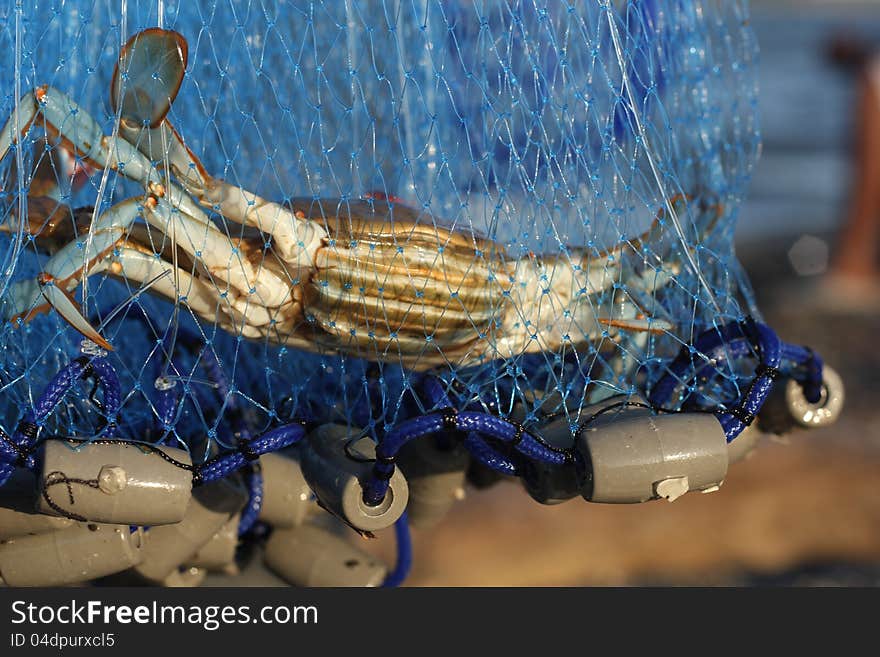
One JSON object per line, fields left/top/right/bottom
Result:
{"left": 521, "top": 395, "right": 632, "bottom": 505}
{"left": 185, "top": 513, "right": 240, "bottom": 572}
{"left": 163, "top": 566, "right": 208, "bottom": 587}
{"left": 0, "top": 464, "right": 68, "bottom": 540}
{"left": 37, "top": 439, "right": 193, "bottom": 526}
{"left": 522, "top": 459, "right": 581, "bottom": 505}
{"left": 133, "top": 478, "right": 246, "bottom": 583}
{"left": 727, "top": 424, "right": 764, "bottom": 464}
{"left": 0, "top": 523, "right": 144, "bottom": 586}
{"left": 577, "top": 406, "right": 729, "bottom": 504}
{"left": 397, "top": 438, "right": 467, "bottom": 529}
{"left": 0, "top": 471, "right": 75, "bottom": 539}
{"left": 299, "top": 424, "right": 408, "bottom": 533}
{"left": 264, "top": 524, "right": 387, "bottom": 587}
{"left": 258, "top": 452, "right": 314, "bottom": 528}
{"left": 0, "top": 505, "right": 74, "bottom": 540}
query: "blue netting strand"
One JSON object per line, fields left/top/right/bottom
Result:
{"left": 0, "top": 0, "right": 839, "bottom": 584}
{"left": 0, "top": 0, "right": 764, "bottom": 450}
{"left": 0, "top": 350, "right": 306, "bottom": 489}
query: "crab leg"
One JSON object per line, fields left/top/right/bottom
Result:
{"left": 3, "top": 191, "right": 282, "bottom": 343}
{"left": 101, "top": 246, "right": 266, "bottom": 339}
{"left": 1, "top": 199, "right": 139, "bottom": 348}
{"left": 110, "top": 31, "right": 220, "bottom": 219}
{"left": 1, "top": 202, "right": 279, "bottom": 345}
{"left": 1, "top": 241, "right": 259, "bottom": 342}
{"left": 0, "top": 94, "right": 38, "bottom": 166}
{"left": 0, "top": 87, "right": 222, "bottom": 255}
{"left": 143, "top": 196, "right": 291, "bottom": 311}
{"left": 109, "top": 29, "right": 327, "bottom": 269}
{"left": 0, "top": 88, "right": 162, "bottom": 193}
{"left": 5, "top": 197, "right": 161, "bottom": 348}
{"left": 118, "top": 117, "right": 326, "bottom": 269}
{"left": 28, "top": 187, "right": 292, "bottom": 313}
{"left": 489, "top": 214, "right": 681, "bottom": 361}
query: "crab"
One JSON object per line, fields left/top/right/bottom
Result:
{"left": 0, "top": 28, "right": 687, "bottom": 372}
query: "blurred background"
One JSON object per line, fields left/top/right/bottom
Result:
{"left": 374, "top": 0, "right": 880, "bottom": 586}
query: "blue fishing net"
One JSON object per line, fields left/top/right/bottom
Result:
{"left": 0, "top": 1, "right": 762, "bottom": 466}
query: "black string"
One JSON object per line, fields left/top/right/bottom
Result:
{"left": 0, "top": 428, "right": 31, "bottom": 467}
{"left": 73, "top": 356, "right": 117, "bottom": 431}
{"left": 510, "top": 421, "right": 526, "bottom": 447}
{"left": 577, "top": 400, "right": 659, "bottom": 433}
{"left": 439, "top": 406, "right": 458, "bottom": 431}
{"left": 755, "top": 364, "right": 781, "bottom": 381}
{"left": 54, "top": 437, "right": 195, "bottom": 473}
{"left": 15, "top": 420, "right": 39, "bottom": 442}
{"left": 86, "top": 376, "right": 105, "bottom": 414}
{"left": 237, "top": 438, "right": 260, "bottom": 462}
{"left": 717, "top": 358, "right": 783, "bottom": 428}
{"left": 724, "top": 405, "right": 756, "bottom": 427}
{"left": 40, "top": 470, "right": 100, "bottom": 523}
{"left": 73, "top": 356, "right": 95, "bottom": 381}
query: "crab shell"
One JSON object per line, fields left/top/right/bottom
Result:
{"left": 253, "top": 199, "right": 634, "bottom": 370}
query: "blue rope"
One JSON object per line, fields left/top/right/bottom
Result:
{"left": 649, "top": 319, "right": 824, "bottom": 442}
{"left": 85, "top": 358, "right": 123, "bottom": 417}
{"left": 0, "top": 355, "right": 121, "bottom": 486}
{"left": 238, "top": 466, "right": 264, "bottom": 536}
{"left": 713, "top": 322, "right": 781, "bottom": 442}
{"left": 91, "top": 303, "right": 185, "bottom": 438}
{"left": 363, "top": 319, "right": 830, "bottom": 507}
{"left": 88, "top": 307, "right": 269, "bottom": 528}
{"left": 382, "top": 510, "right": 412, "bottom": 587}
{"left": 0, "top": 430, "right": 30, "bottom": 485}
{"left": 363, "top": 409, "right": 570, "bottom": 506}
{"left": 456, "top": 412, "right": 569, "bottom": 465}
{"left": 418, "top": 374, "right": 520, "bottom": 475}
{"left": 195, "top": 346, "right": 265, "bottom": 534}
{"left": 1, "top": 342, "right": 302, "bottom": 506}
{"left": 462, "top": 433, "right": 518, "bottom": 476}
{"left": 195, "top": 422, "right": 305, "bottom": 484}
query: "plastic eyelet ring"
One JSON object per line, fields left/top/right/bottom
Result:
{"left": 785, "top": 365, "right": 844, "bottom": 428}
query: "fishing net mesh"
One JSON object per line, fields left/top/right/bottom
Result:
{"left": 0, "top": 0, "right": 760, "bottom": 464}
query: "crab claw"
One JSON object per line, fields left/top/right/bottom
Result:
{"left": 111, "top": 28, "right": 188, "bottom": 130}
{"left": 37, "top": 275, "right": 113, "bottom": 351}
